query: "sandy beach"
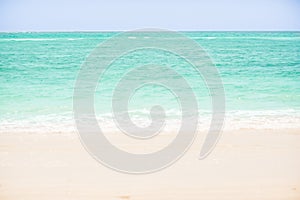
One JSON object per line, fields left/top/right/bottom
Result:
{"left": 0, "top": 129, "right": 299, "bottom": 200}
{"left": 1, "top": 0, "right": 300, "bottom": 199}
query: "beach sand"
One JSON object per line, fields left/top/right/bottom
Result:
{"left": 0, "top": 129, "right": 300, "bottom": 200}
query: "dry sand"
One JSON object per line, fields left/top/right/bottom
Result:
{"left": 0, "top": 129, "right": 300, "bottom": 200}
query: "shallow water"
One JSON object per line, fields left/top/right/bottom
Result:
{"left": 0, "top": 32, "right": 299, "bottom": 132}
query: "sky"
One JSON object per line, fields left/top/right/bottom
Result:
{"left": 0, "top": 0, "right": 299, "bottom": 31}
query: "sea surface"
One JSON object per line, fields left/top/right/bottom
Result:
{"left": 0, "top": 32, "right": 300, "bottom": 133}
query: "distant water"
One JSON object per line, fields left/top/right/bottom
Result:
{"left": 0, "top": 32, "right": 300, "bottom": 133}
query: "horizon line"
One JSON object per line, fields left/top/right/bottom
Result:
{"left": 1, "top": 29, "right": 300, "bottom": 33}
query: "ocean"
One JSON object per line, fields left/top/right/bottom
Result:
{"left": 0, "top": 31, "right": 300, "bottom": 133}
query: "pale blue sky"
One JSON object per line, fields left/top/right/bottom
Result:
{"left": 0, "top": 0, "right": 299, "bottom": 31}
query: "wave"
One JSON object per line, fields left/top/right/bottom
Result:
{"left": 191, "top": 37, "right": 300, "bottom": 40}
{"left": 0, "top": 38, "right": 86, "bottom": 41}
{"left": 1, "top": 110, "right": 299, "bottom": 133}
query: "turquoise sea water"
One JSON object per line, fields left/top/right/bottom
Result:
{"left": 0, "top": 32, "right": 300, "bottom": 132}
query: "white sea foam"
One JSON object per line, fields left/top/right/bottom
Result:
{"left": 192, "top": 37, "right": 300, "bottom": 40}
{"left": 0, "top": 38, "right": 58, "bottom": 41}
{"left": 0, "top": 38, "right": 85, "bottom": 41}
{"left": 1, "top": 110, "right": 299, "bottom": 134}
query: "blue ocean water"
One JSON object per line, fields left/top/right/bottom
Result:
{"left": 0, "top": 32, "right": 299, "bottom": 132}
